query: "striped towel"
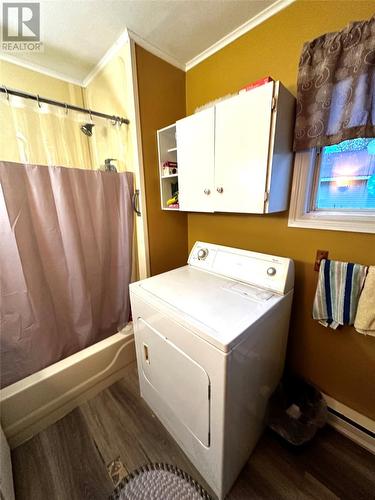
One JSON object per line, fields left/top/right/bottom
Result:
{"left": 313, "top": 259, "right": 368, "bottom": 329}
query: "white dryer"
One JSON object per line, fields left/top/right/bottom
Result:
{"left": 130, "top": 242, "right": 294, "bottom": 499}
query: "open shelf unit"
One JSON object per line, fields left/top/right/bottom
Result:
{"left": 157, "top": 123, "right": 179, "bottom": 210}
{"left": 161, "top": 173, "right": 178, "bottom": 179}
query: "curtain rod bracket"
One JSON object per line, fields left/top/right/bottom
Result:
{"left": 2, "top": 85, "right": 9, "bottom": 101}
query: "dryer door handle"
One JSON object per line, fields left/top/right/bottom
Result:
{"left": 143, "top": 343, "right": 150, "bottom": 363}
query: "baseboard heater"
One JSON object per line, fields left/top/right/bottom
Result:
{"left": 323, "top": 393, "right": 375, "bottom": 455}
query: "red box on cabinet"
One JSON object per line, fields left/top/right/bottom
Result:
{"left": 239, "top": 76, "right": 273, "bottom": 94}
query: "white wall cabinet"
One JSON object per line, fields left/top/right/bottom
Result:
{"left": 176, "top": 107, "right": 215, "bottom": 212}
{"left": 215, "top": 83, "right": 275, "bottom": 213}
{"left": 159, "top": 80, "right": 295, "bottom": 214}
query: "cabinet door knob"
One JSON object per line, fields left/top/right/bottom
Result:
{"left": 216, "top": 187, "right": 224, "bottom": 194}
{"left": 204, "top": 188, "right": 211, "bottom": 195}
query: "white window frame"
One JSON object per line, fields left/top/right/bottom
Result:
{"left": 288, "top": 149, "right": 375, "bottom": 234}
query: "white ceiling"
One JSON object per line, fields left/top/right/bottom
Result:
{"left": 0, "top": 0, "right": 291, "bottom": 84}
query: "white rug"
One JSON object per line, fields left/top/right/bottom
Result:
{"left": 111, "top": 463, "right": 211, "bottom": 500}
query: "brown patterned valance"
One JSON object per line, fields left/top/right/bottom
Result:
{"left": 294, "top": 16, "right": 375, "bottom": 151}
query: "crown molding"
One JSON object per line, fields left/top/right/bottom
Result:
{"left": 1, "top": 0, "right": 295, "bottom": 86}
{"left": 0, "top": 31, "right": 130, "bottom": 89}
{"left": 185, "top": 0, "right": 295, "bottom": 71}
{"left": 0, "top": 53, "right": 83, "bottom": 86}
{"left": 127, "top": 29, "right": 186, "bottom": 71}
{"left": 82, "top": 29, "right": 130, "bottom": 87}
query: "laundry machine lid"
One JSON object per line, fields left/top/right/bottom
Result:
{"left": 132, "top": 265, "right": 285, "bottom": 352}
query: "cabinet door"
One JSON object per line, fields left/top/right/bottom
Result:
{"left": 176, "top": 108, "right": 215, "bottom": 212}
{"left": 214, "top": 82, "right": 274, "bottom": 213}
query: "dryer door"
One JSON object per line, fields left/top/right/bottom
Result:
{"left": 136, "top": 318, "right": 210, "bottom": 446}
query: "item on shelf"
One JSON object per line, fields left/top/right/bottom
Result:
{"left": 239, "top": 76, "right": 273, "bottom": 94}
{"left": 167, "top": 191, "right": 178, "bottom": 207}
{"left": 194, "top": 93, "right": 235, "bottom": 114}
{"left": 162, "top": 161, "right": 178, "bottom": 176}
{"left": 168, "top": 203, "right": 179, "bottom": 209}
{"left": 171, "top": 181, "right": 178, "bottom": 196}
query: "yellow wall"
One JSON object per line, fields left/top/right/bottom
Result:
{"left": 0, "top": 50, "right": 189, "bottom": 279}
{"left": 186, "top": 1, "right": 375, "bottom": 419}
{"left": 135, "top": 45, "right": 188, "bottom": 276}
{"left": 0, "top": 60, "right": 84, "bottom": 104}
{"left": 1, "top": 2, "right": 374, "bottom": 418}
{"left": 84, "top": 46, "right": 135, "bottom": 173}
{"left": 84, "top": 44, "right": 140, "bottom": 279}
{"left": 0, "top": 60, "right": 91, "bottom": 167}
{"left": 0, "top": 56, "right": 136, "bottom": 172}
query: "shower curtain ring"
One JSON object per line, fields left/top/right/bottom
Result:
{"left": 110, "top": 116, "right": 117, "bottom": 126}
{"left": 89, "top": 109, "right": 93, "bottom": 122}
{"left": 64, "top": 103, "right": 68, "bottom": 115}
{"left": 36, "top": 94, "right": 42, "bottom": 108}
{"left": 3, "top": 85, "right": 9, "bottom": 101}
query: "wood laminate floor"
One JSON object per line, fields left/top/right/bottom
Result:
{"left": 12, "top": 363, "right": 375, "bottom": 500}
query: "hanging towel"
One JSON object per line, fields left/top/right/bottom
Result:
{"left": 312, "top": 259, "right": 368, "bottom": 329}
{"left": 354, "top": 267, "right": 375, "bottom": 336}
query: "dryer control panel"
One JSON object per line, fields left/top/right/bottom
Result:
{"left": 188, "top": 241, "right": 294, "bottom": 295}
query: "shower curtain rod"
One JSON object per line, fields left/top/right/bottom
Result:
{"left": 0, "top": 85, "right": 130, "bottom": 125}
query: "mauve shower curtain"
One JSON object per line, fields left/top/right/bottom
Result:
{"left": 0, "top": 161, "right": 134, "bottom": 388}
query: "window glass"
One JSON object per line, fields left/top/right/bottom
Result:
{"left": 315, "top": 138, "right": 375, "bottom": 210}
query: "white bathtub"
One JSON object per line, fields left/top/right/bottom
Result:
{"left": 0, "top": 324, "right": 135, "bottom": 448}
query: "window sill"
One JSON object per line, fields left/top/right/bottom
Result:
{"left": 288, "top": 214, "right": 375, "bottom": 234}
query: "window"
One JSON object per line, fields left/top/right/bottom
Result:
{"left": 288, "top": 138, "right": 375, "bottom": 234}
{"left": 314, "top": 139, "right": 375, "bottom": 211}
